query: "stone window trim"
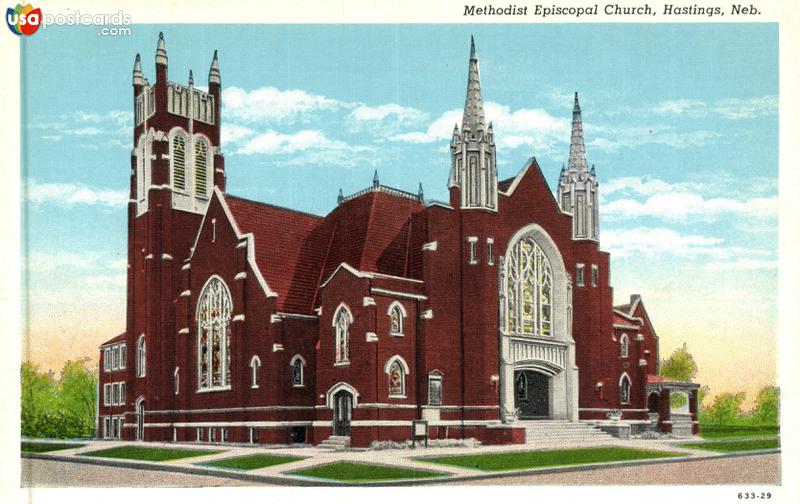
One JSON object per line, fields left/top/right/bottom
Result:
{"left": 387, "top": 301, "right": 407, "bottom": 337}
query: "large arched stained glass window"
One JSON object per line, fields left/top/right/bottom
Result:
{"left": 197, "top": 277, "right": 232, "bottom": 390}
{"left": 334, "top": 306, "right": 351, "bottom": 364}
{"left": 505, "top": 237, "right": 553, "bottom": 336}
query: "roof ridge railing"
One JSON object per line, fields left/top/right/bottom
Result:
{"left": 339, "top": 184, "right": 423, "bottom": 204}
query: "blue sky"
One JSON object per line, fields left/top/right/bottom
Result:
{"left": 21, "top": 23, "right": 778, "bottom": 402}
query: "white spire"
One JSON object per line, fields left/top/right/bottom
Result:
{"left": 462, "top": 35, "right": 486, "bottom": 133}
{"left": 155, "top": 32, "right": 168, "bottom": 66}
{"left": 132, "top": 53, "right": 144, "bottom": 86}
{"left": 567, "top": 92, "right": 588, "bottom": 173}
{"left": 209, "top": 50, "right": 221, "bottom": 85}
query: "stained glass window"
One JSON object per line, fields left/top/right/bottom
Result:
{"left": 388, "top": 360, "right": 404, "bottom": 397}
{"left": 389, "top": 304, "right": 403, "bottom": 336}
{"left": 172, "top": 133, "right": 186, "bottom": 191}
{"left": 620, "top": 334, "right": 629, "bottom": 358}
{"left": 291, "top": 356, "right": 303, "bottom": 386}
{"left": 136, "top": 336, "right": 146, "bottom": 377}
{"left": 505, "top": 237, "right": 553, "bottom": 336}
{"left": 197, "top": 277, "right": 232, "bottom": 390}
{"left": 194, "top": 138, "right": 208, "bottom": 196}
{"left": 334, "top": 307, "right": 350, "bottom": 364}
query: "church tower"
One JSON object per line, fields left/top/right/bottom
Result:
{"left": 558, "top": 93, "right": 599, "bottom": 241}
{"left": 124, "top": 33, "right": 225, "bottom": 439}
{"left": 450, "top": 37, "right": 497, "bottom": 211}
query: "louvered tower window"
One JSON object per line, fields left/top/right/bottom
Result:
{"left": 195, "top": 139, "right": 208, "bottom": 196}
{"left": 172, "top": 134, "right": 186, "bottom": 191}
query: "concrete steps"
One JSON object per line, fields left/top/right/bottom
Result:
{"left": 520, "top": 421, "right": 617, "bottom": 444}
{"left": 317, "top": 435, "right": 351, "bottom": 450}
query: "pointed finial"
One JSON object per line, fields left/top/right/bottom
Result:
{"left": 132, "top": 53, "right": 144, "bottom": 86}
{"left": 156, "top": 32, "right": 168, "bottom": 66}
{"left": 590, "top": 164, "right": 596, "bottom": 175}
{"left": 418, "top": 182, "right": 424, "bottom": 202}
{"left": 488, "top": 121, "right": 493, "bottom": 130}
{"left": 188, "top": 69, "right": 194, "bottom": 86}
{"left": 567, "top": 92, "right": 588, "bottom": 173}
{"left": 573, "top": 91, "right": 581, "bottom": 113}
{"left": 373, "top": 170, "right": 380, "bottom": 188}
{"left": 337, "top": 188, "right": 344, "bottom": 204}
{"left": 462, "top": 36, "right": 486, "bottom": 132}
{"left": 209, "top": 49, "right": 221, "bottom": 85}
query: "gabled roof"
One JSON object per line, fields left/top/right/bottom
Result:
{"left": 226, "top": 195, "right": 327, "bottom": 314}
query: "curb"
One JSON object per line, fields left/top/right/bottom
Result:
{"left": 23, "top": 448, "right": 781, "bottom": 487}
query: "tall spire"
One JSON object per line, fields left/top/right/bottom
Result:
{"left": 568, "top": 92, "right": 588, "bottom": 173}
{"left": 209, "top": 50, "right": 220, "bottom": 85}
{"left": 132, "top": 53, "right": 143, "bottom": 86}
{"left": 462, "top": 35, "right": 486, "bottom": 133}
{"left": 188, "top": 69, "right": 194, "bottom": 86}
{"left": 373, "top": 170, "right": 379, "bottom": 188}
{"left": 155, "top": 32, "right": 168, "bottom": 66}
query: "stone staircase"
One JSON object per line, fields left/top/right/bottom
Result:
{"left": 317, "top": 435, "right": 351, "bottom": 450}
{"left": 520, "top": 420, "right": 617, "bottom": 445}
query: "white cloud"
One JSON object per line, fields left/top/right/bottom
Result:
{"left": 24, "top": 179, "right": 128, "bottom": 208}
{"left": 651, "top": 99, "right": 706, "bottom": 118}
{"left": 223, "top": 86, "right": 340, "bottom": 123}
{"left": 601, "top": 176, "right": 677, "bottom": 196}
{"left": 602, "top": 192, "right": 777, "bottom": 221}
{"left": 221, "top": 124, "right": 255, "bottom": 146}
{"left": 713, "top": 96, "right": 778, "bottom": 120}
{"left": 350, "top": 104, "right": 426, "bottom": 123}
{"left": 588, "top": 128, "right": 721, "bottom": 152}
{"left": 602, "top": 227, "right": 722, "bottom": 259}
{"left": 389, "top": 101, "right": 569, "bottom": 155}
{"left": 236, "top": 129, "right": 370, "bottom": 155}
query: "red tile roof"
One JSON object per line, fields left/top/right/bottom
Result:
{"left": 225, "top": 189, "right": 424, "bottom": 314}
{"left": 100, "top": 332, "right": 126, "bottom": 347}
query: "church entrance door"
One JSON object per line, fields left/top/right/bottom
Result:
{"left": 514, "top": 370, "right": 550, "bottom": 419}
{"left": 333, "top": 390, "right": 352, "bottom": 436}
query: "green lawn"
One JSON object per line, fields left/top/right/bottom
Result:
{"left": 202, "top": 454, "right": 304, "bottom": 471}
{"left": 21, "top": 442, "right": 85, "bottom": 453}
{"left": 418, "top": 446, "right": 686, "bottom": 472}
{"left": 699, "top": 425, "right": 779, "bottom": 440}
{"left": 288, "top": 461, "right": 446, "bottom": 482}
{"left": 682, "top": 439, "right": 780, "bottom": 453}
{"left": 80, "top": 446, "right": 221, "bottom": 462}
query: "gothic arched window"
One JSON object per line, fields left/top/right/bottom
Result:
{"left": 194, "top": 138, "right": 208, "bottom": 197}
{"left": 386, "top": 358, "right": 407, "bottom": 398}
{"left": 505, "top": 237, "right": 553, "bottom": 336}
{"left": 290, "top": 354, "right": 305, "bottom": 387}
{"left": 620, "top": 334, "right": 629, "bottom": 358}
{"left": 388, "top": 302, "right": 405, "bottom": 336}
{"left": 333, "top": 305, "right": 351, "bottom": 364}
{"left": 197, "top": 276, "right": 232, "bottom": 390}
{"left": 250, "top": 355, "right": 261, "bottom": 389}
{"left": 171, "top": 132, "right": 187, "bottom": 191}
{"left": 136, "top": 335, "right": 146, "bottom": 378}
{"left": 620, "top": 374, "right": 631, "bottom": 404}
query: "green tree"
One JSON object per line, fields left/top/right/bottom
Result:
{"left": 21, "top": 359, "right": 98, "bottom": 439}
{"left": 57, "top": 359, "right": 98, "bottom": 437}
{"left": 752, "top": 386, "right": 779, "bottom": 425}
{"left": 660, "top": 342, "right": 698, "bottom": 382}
{"left": 707, "top": 391, "right": 746, "bottom": 425}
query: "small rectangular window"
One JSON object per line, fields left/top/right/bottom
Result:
{"left": 591, "top": 264, "right": 599, "bottom": 287}
{"left": 487, "top": 238, "right": 494, "bottom": 265}
{"left": 103, "top": 349, "right": 111, "bottom": 372}
{"left": 250, "top": 427, "right": 258, "bottom": 444}
{"left": 119, "top": 345, "right": 126, "bottom": 369}
{"left": 196, "top": 428, "right": 203, "bottom": 442}
{"left": 468, "top": 237, "right": 478, "bottom": 264}
{"left": 221, "top": 427, "right": 228, "bottom": 443}
{"left": 209, "top": 427, "right": 216, "bottom": 443}
{"left": 576, "top": 264, "right": 585, "bottom": 287}
{"left": 112, "top": 383, "right": 120, "bottom": 405}
{"left": 104, "top": 417, "right": 111, "bottom": 439}
{"left": 120, "top": 383, "right": 126, "bottom": 405}
{"left": 112, "top": 346, "right": 119, "bottom": 370}
{"left": 103, "top": 384, "right": 111, "bottom": 406}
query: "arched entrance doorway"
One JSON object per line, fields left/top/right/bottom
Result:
{"left": 514, "top": 370, "right": 550, "bottom": 419}
{"left": 333, "top": 390, "right": 353, "bottom": 436}
{"left": 135, "top": 397, "right": 145, "bottom": 441}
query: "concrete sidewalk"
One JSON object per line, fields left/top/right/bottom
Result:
{"left": 21, "top": 436, "right": 781, "bottom": 486}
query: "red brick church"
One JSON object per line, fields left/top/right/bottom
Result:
{"left": 97, "top": 34, "right": 699, "bottom": 447}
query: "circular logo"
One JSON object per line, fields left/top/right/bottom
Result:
{"left": 6, "top": 4, "right": 42, "bottom": 36}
